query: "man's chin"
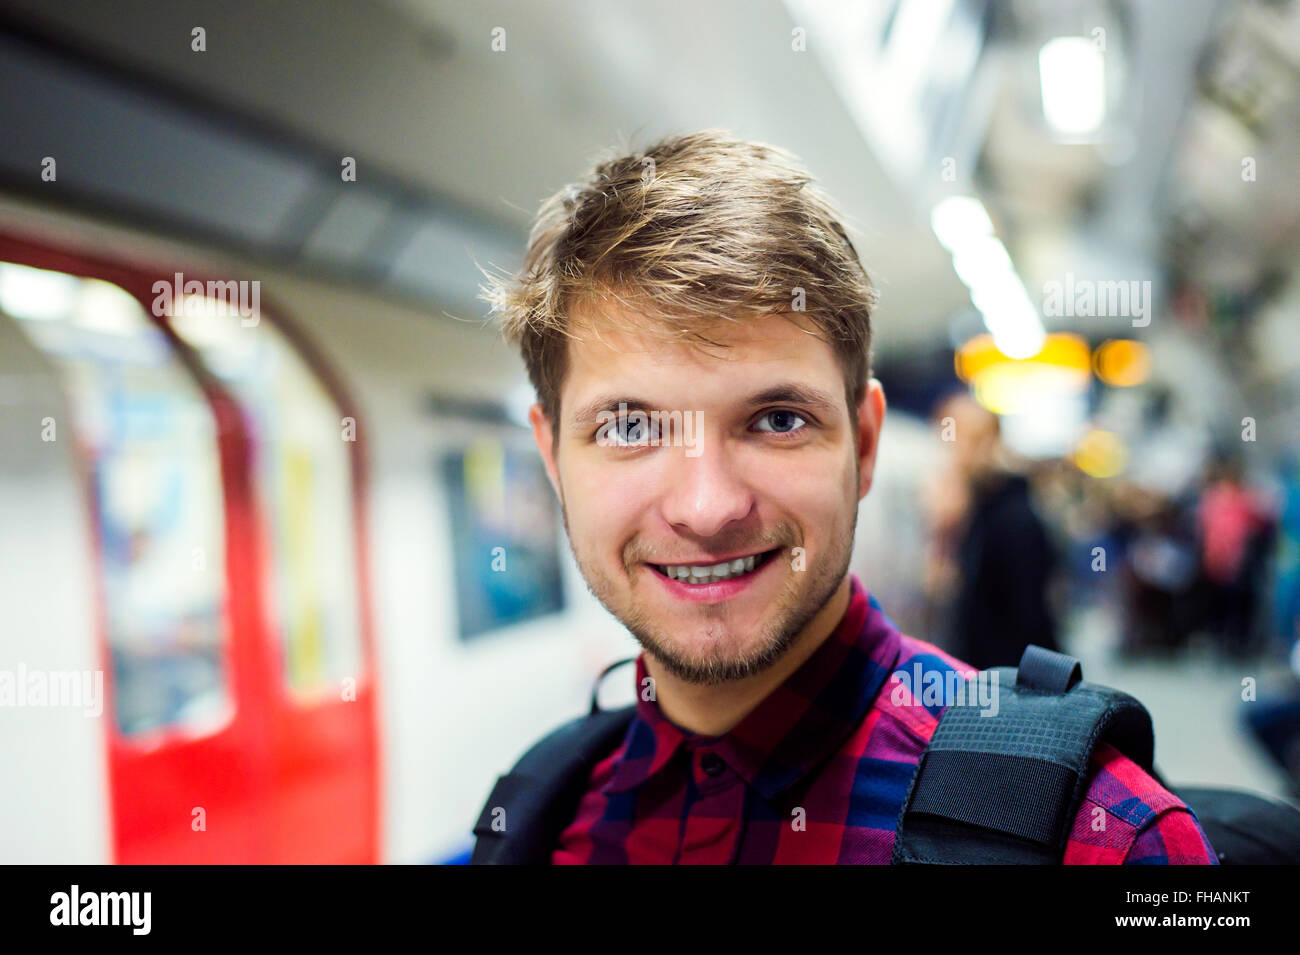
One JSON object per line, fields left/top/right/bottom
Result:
{"left": 631, "top": 620, "right": 800, "bottom": 686}
{"left": 626, "top": 566, "right": 849, "bottom": 686}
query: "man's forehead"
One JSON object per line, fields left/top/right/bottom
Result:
{"left": 559, "top": 305, "right": 846, "bottom": 426}
{"left": 565, "top": 302, "right": 828, "bottom": 366}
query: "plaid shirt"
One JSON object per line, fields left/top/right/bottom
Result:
{"left": 553, "top": 574, "right": 1218, "bottom": 864}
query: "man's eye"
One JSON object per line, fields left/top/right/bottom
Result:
{"left": 598, "top": 417, "right": 652, "bottom": 445}
{"left": 615, "top": 420, "right": 648, "bottom": 443}
{"left": 754, "top": 410, "right": 807, "bottom": 435}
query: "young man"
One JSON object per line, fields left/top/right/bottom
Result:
{"left": 478, "top": 130, "right": 1216, "bottom": 864}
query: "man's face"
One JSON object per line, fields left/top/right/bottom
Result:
{"left": 530, "top": 306, "right": 885, "bottom": 686}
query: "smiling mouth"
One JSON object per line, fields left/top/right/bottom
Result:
{"left": 648, "top": 548, "right": 782, "bottom": 584}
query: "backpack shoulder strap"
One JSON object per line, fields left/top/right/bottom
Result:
{"left": 471, "top": 665, "right": 638, "bottom": 865}
{"left": 892, "top": 645, "right": 1155, "bottom": 865}
{"left": 1172, "top": 786, "right": 1300, "bottom": 864}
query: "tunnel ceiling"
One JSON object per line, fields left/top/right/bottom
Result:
{"left": 2, "top": 0, "right": 1294, "bottom": 366}
{"left": 0, "top": 0, "right": 969, "bottom": 352}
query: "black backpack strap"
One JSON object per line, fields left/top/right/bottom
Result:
{"left": 1173, "top": 786, "right": 1300, "bottom": 865}
{"left": 470, "top": 705, "right": 636, "bottom": 864}
{"left": 893, "top": 645, "right": 1155, "bottom": 865}
{"left": 471, "top": 658, "right": 639, "bottom": 865}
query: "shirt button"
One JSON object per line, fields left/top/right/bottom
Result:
{"left": 700, "top": 752, "right": 726, "bottom": 776}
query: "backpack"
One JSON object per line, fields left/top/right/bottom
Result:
{"left": 471, "top": 645, "right": 1300, "bottom": 864}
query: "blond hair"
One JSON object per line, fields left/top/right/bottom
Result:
{"left": 483, "top": 129, "right": 878, "bottom": 427}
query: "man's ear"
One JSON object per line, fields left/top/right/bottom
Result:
{"left": 529, "top": 402, "right": 562, "bottom": 501}
{"left": 856, "top": 379, "right": 887, "bottom": 500}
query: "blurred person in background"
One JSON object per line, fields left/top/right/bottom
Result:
{"left": 1244, "top": 647, "right": 1300, "bottom": 798}
{"left": 1243, "top": 455, "right": 1300, "bottom": 795}
{"left": 1117, "top": 483, "right": 1201, "bottom": 656}
{"left": 1197, "top": 453, "right": 1276, "bottom": 657}
{"left": 918, "top": 439, "right": 969, "bottom": 638}
{"left": 924, "top": 392, "right": 1060, "bottom": 670}
{"left": 1270, "top": 456, "right": 1300, "bottom": 658}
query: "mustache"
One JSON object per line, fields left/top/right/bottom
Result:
{"left": 626, "top": 526, "right": 799, "bottom": 565}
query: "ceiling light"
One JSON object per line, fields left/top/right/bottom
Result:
{"left": 1039, "top": 36, "right": 1106, "bottom": 135}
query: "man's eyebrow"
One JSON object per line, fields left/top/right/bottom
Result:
{"left": 745, "top": 383, "right": 841, "bottom": 415}
{"left": 569, "top": 395, "right": 651, "bottom": 427}
{"left": 567, "top": 383, "right": 842, "bottom": 427}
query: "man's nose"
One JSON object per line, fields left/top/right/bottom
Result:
{"left": 658, "top": 439, "right": 755, "bottom": 538}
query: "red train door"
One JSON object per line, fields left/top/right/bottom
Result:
{"left": 161, "top": 282, "right": 380, "bottom": 865}
{"left": 0, "top": 235, "right": 379, "bottom": 863}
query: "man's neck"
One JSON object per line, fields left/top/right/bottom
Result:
{"left": 644, "top": 575, "right": 853, "bottom": 737}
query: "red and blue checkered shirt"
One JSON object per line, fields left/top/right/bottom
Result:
{"left": 553, "top": 574, "right": 1218, "bottom": 864}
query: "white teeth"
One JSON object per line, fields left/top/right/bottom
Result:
{"left": 660, "top": 553, "right": 766, "bottom": 584}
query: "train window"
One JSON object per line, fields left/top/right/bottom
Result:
{"left": 168, "top": 295, "right": 363, "bottom": 698}
{"left": 0, "top": 262, "right": 232, "bottom": 737}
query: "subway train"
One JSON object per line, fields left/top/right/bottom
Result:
{"left": 0, "top": 219, "right": 381, "bottom": 864}
{"left": 0, "top": 193, "right": 947, "bottom": 863}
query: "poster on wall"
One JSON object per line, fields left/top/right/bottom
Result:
{"left": 441, "top": 434, "right": 565, "bottom": 639}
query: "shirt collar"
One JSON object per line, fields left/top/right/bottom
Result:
{"left": 604, "top": 574, "right": 903, "bottom": 801}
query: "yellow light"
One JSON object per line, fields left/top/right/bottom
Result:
{"left": 956, "top": 333, "right": 1091, "bottom": 414}
{"left": 955, "top": 334, "right": 1001, "bottom": 381}
{"left": 956, "top": 332, "right": 1090, "bottom": 381}
{"left": 1093, "top": 339, "right": 1151, "bottom": 387}
{"left": 1033, "top": 333, "right": 1092, "bottom": 372}
{"left": 1072, "top": 429, "right": 1127, "bottom": 478}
